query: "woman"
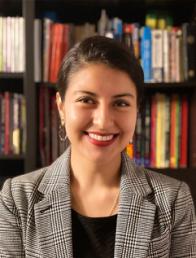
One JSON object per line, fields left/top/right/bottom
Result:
{"left": 0, "top": 36, "right": 195, "bottom": 258}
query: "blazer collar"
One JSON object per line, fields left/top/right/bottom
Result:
{"left": 35, "top": 147, "right": 155, "bottom": 258}
{"left": 37, "top": 146, "right": 152, "bottom": 198}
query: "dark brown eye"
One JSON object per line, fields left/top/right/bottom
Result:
{"left": 77, "top": 96, "right": 96, "bottom": 104}
{"left": 114, "top": 100, "right": 130, "bottom": 107}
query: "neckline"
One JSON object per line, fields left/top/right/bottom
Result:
{"left": 71, "top": 208, "right": 118, "bottom": 220}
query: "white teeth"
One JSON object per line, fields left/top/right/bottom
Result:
{"left": 88, "top": 133, "right": 114, "bottom": 141}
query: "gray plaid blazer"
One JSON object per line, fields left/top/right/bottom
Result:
{"left": 0, "top": 147, "right": 196, "bottom": 258}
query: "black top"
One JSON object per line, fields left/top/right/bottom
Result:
{"left": 71, "top": 209, "right": 117, "bottom": 258}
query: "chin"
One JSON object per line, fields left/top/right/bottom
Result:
{"left": 84, "top": 149, "right": 121, "bottom": 164}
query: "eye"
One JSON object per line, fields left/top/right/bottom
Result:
{"left": 76, "top": 96, "right": 96, "bottom": 104}
{"left": 114, "top": 99, "right": 130, "bottom": 107}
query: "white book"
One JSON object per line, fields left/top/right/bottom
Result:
{"left": 34, "top": 19, "right": 42, "bottom": 82}
{"left": 13, "top": 94, "right": 20, "bottom": 154}
{"left": 98, "top": 9, "right": 108, "bottom": 36}
{"left": 6, "top": 17, "right": 12, "bottom": 72}
{"left": 163, "top": 30, "right": 170, "bottom": 82}
{"left": 10, "top": 17, "right": 15, "bottom": 72}
{"left": 43, "top": 18, "right": 53, "bottom": 82}
{"left": 2, "top": 17, "right": 7, "bottom": 71}
{"left": 170, "top": 28, "right": 177, "bottom": 82}
{"left": 175, "top": 28, "right": 183, "bottom": 82}
{"left": 18, "top": 17, "right": 25, "bottom": 72}
{"left": 0, "top": 17, "right": 3, "bottom": 71}
{"left": 14, "top": 17, "right": 20, "bottom": 72}
{"left": 152, "top": 29, "right": 163, "bottom": 82}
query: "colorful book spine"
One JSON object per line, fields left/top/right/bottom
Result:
{"left": 140, "top": 26, "right": 152, "bottom": 82}
{"left": 152, "top": 29, "right": 163, "bottom": 82}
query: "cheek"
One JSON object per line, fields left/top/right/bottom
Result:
{"left": 120, "top": 111, "right": 137, "bottom": 133}
{"left": 64, "top": 105, "right": 90, "bottom": 131}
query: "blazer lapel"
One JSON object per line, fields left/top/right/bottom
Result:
{"left": 34, "top": 148, "right": 73, "bottom": 258}
{"left": 33, "top": 148, "right": 156, "bottom": 258}
{"left": 114, "top": 153, "right": 156, "bottom": 258}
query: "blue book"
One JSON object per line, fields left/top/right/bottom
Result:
{"left": 140, "top": 26, "right": 152, "bottom": 82}
{"left": 112, "top": 18, "right": 123, "bottom": 41}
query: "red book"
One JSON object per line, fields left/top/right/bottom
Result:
{"left": 189, "top": 91, "right": 196, "bottom": 167}
{"left": 4, "top": 92, "right": 10, "bottom": 155}
{"left": 170, "top": 94, "right": 178, "bottom": 168}
{"left": 179, "top": 95, "right": 188, "bottom": 167}
{"left": 49, "top": 23, "right": 64, "bottom": 83}
{"left": 150, "top": 94, "right": 157, "bottom": 167}
{"left": 39, "top": 86, "right": 46, "bottom": 166}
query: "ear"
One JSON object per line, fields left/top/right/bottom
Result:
{"left": 56, "top": 92, "right": 65, "bottom": 123}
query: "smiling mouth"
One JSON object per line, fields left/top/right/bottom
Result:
{"left": 83, "top": 132, "right": 119, "bottom": 142}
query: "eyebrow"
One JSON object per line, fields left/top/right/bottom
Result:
{"left": 74, "top": 90, "right": 135, "bottom": 98}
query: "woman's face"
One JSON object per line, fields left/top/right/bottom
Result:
{"left": 56, "top": 63, "right": 137, "bottom": 165}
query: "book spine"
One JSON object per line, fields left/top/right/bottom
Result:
{"left": 34, "top": 19, "right": 42, "bottom": 82}
{"left": 164, "top": 95, "right": 170, "bottom": 167}
{"left": 163, "top": 29, "right": 170, "bottom": 82}
{"left": 179, "top": 95, "right": 188, "bottom": 167}
{"left": 170, "top": 28, "right": 177, "bottom": 82}
{"left": 0, "top": 95, "right": 5, "bottom": 154}
{"left": 189, "top": 91, "right": 196, "bottom": 167}
{"left": 14, "top": 17, "right": 19, "bottom": 72}
{"left": 140, "top": 26, "right": 152, "bottom": 82}
{"left": 150, "top": 94, "right": 157, "bottom": 167}
{"left": 152, "top": 29, "right": 163, "bottom": 82}
{"left": 13, "top": 94, "right": 20, "bottom": 154}
{"left": 170, "top": 94, "right": 177, "bottom": 167}
{"left": 185, "top": 23, "right": 196, "bottom": 80}
{"left": 2, "top": 17, "right": 7, "bottom": 71}
{"left": 4, "top": 92, "right": 10, "bottom": 155}
{"left": 175, "top": 28, "right": 182, "bottom": 82}
{"left": 6, "top": 17, "right": 11, "bottom": 72}
{"left": 144, "top": 98, "right": 151, "bottom": 167}
{"left": 43, "top": 18, "right": 53, "bottom": 82}
{"left": 0, "top": 17, "right": 3, "bottom": 71}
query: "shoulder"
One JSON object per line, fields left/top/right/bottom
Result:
{"left": 141, "top": 166, "right": 193, "bottom": 208}
{"left": 0, "top": 168, "right": 47, "bottom": 213}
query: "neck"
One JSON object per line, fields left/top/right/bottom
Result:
{"left": 70, "top": 150, "right": 121, "bottom": 190}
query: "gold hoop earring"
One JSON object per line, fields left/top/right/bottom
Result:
{"left": 58, "top": 123, "right": 67, "bottom": 142}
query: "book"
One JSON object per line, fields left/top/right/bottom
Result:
{"left": 43, "top": 18, "right": 53, "bottom": 82}
{"left": 0, "top": 17, "right": 3, "bottom": 71}
{"left": 170, "top": 94, "right": 179, "bottom": 168}
{"left": 97, "top": 9, "right": 109, "bottom": 36}
{"left": 144, "top": 98, "right": 151, "bottom": 167}
{"left": 150, "top": 94, "right": 157, "bottom": 167}
{"left": 163, "top": 29, "right": 170, "bottom": 82}
{"left": 140, "top": 26, "right": 152, "bottom": 82}
{"left": 182, "top": 23, "right": 196, "bottom": 81}
{"left": 189, "top": 91, "right": 196, "bottom": 167}
{"left": 4, "top": 92, "right": 10, "bottom": 155}
{"left": 13, "top": 94, "right": 20, "bottom": 154}
{"left": 49, "top": 23, "right": 65, "bottom": 83}
{"left": 0, "top": 94, "right": 5, "bottom": 154}
{"left": 179, "top": 95, "right": 188, "bottom": 167}
{"left": 34, "top": 19, "right": 42, "bottom": 82}
{"left": 152, "top": 29, "right": 163, "bottom": 82}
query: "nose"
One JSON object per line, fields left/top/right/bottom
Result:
{"left": 93, "top": 103, "right": 114, "bottom": 129}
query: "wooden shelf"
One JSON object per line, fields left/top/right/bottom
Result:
{"left": 0, "top": 154, "right": 25, "bottom": 160}
{"left": 145, "top": 81, "right": 196, "bottom": 89}
{"left": 37, "top": 82, "right": 57, "bottom": 90}
{"left": 0, "top": 72, "right": 23, "bottom": 79}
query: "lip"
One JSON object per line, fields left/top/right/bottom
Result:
{"left": 84, "top": 131, "right": 119, "bottom": 147}
{"left": 85, "top": 131, "right": 118, "bottom": 136}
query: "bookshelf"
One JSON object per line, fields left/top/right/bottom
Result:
{"left": 0, "top": 0, "right": 196, "bottom": 207}
{"left": 0, "top": 0, "right": 37, "bottom": 180}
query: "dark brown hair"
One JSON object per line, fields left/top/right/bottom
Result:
{"left": 57, "top": 35, "right": 144, "bottom": 106}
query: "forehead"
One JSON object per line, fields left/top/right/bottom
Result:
{"left": 66, "top": 63, "right": 137, "bottom": 96}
